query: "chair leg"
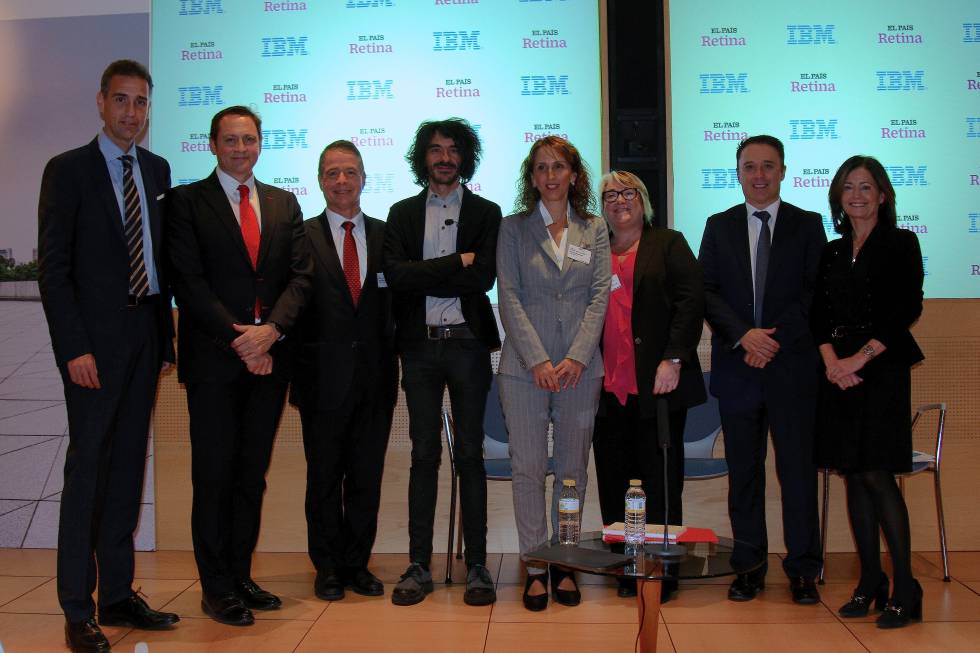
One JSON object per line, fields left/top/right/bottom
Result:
{"left": 455, "top": 500, "right": 464, "bottom": 560}
{"left": 819, "top": 468, "right": 830, "bottom": 584}
{"left": 934, "top": 470, "right": 951, "bottom": 581}
{"left": 445, "top": 473, "right": 458, "bottom": 584}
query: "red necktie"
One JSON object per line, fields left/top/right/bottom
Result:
{"left": 238, "top": 185, "right": 261, "bottom": 319}
{"left": 342, "top": 221, "right": 361, "bottom": 306}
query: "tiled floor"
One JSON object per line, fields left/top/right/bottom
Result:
{"left": 1, "top": 549, "right": 979, "bottom": 652}
{"left": 0, "top": 301, "right": 154, "bottom": 550}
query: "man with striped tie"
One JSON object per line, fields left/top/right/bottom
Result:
{"left": 38, "top": 59, "right": 180, "bottom": 653}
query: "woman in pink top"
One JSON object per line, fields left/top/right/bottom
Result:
{"left": 592, "top": 171, "right": 706, "bottom": 600}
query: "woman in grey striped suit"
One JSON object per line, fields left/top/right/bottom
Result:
{"left": 496, "top": 136, "right": 611, "bottom": 611}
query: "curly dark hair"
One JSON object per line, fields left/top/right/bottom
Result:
{"left": 828, "top": 155, "right": 897, "bottom": 234}
{"left": 514, "top": 136, "right": 595, "bottom": 219}
{"left": 405, "top": 118, "right": 481, "bottom": 187}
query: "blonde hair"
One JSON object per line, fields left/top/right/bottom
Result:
{"left": 599, "top": 170, "right": 653, "bottom": 224}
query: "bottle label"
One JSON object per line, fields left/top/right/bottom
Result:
{"left": 626, "top": 498, "right": 646, "bottom": 511}
{"left": 558, "top": 498, "right": 580, "bottom": 513}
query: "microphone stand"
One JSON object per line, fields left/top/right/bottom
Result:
{"left": 649, "top": 397, "right": 687, "bottom": 559}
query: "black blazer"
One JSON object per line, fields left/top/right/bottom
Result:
{"left": 382, "top": 187, "right": 502, "bottom": 351}
{"left": 810, "top": 225, "right": 924, "bottom": 368}
{"left": 38, "top": 138, "right": 175, "bottom": 368}
{"left": 166, "top": 171, "right": 312, "bottom": 384}
{"left": 611, "top": 224, "right": 707, "bottom": 416}
{"left": 698, "top": 201, "right": 827, "bottom": 398}
{"left": 289, "top": 212, "right": 398, "bottom": 411}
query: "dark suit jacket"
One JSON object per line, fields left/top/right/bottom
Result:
{"left": 166, "top": 171, "right": 312, "bottom": 384}
{"left": 698, "top": 201, "right": 827, "bottom": 398}
{"left": 382, "top": 187, "right": 502, "bottom": 351}
{"left": 289, "top": 212, "right": 398, "bottom": 412}
{"left": 38, "top": 137, "right": 175, "bottom": 368}
{"left": 613, "top": 224, "right": 707, "bottom": 416}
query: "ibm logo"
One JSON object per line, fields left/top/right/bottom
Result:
{"left": 178, "top": 85, "right": 224, "bottom": 107}
{"left": 699, "top": 73, "right": 749, "bottom": 94}
{"left": 820, "top": 214, "right": 835, "bottom": 235}
{"left": 922, "top": 256, "right": 929, "bottom": 276}
{"left": 433, "top": 31, "right": 480, "bottom": 51}
{"left": 789, "top": 119, "right": 839, "bottom": 140}
{"left": 876, "top": 70, "right": 926, "bottom": 91}
{"left": 264, "top": 129, "right": 308, "bottom": 150}
{"left": 179, "top": 0, "right": 223, "bottom": 15}
{"left": 261, "top": 37, "right": 309, "bottom": 57}
{"left": 346, "top": 0, "right": 393, "bottom": 7}
{"left": 701, "top": 168, "right": 739, "bottom": 189}
{"left": 346, "top": 80, "right": 394, "bottom": 100}
{"left": 364, "top": 173, "right": 395, "bottom": 194}
{"left": 786, "top": 24, "right": 836, "bottom": 45}
{"left": 968, "top": 118, "right": 980, "bottom": 138}
{"left": 964, "top": 23, "right": 980, "bottom": 43}
{"left": 969, "top": 213, "right": 979, "bottom": 234}
{"left": 177, "top": 178, "right": 199, "bottom": 185}
{"left": 885, "top": 165, "right": 928, "bottom": 186}
{"left": 520, "top": 75, "right": 569, "bottom": 96}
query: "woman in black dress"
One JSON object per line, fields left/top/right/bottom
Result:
{"left": 811, "top": 156, "right": 924, "bottom": 628}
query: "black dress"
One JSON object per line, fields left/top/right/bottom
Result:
{"left": 810, "top": 224, "right": 924, "bottom": 473}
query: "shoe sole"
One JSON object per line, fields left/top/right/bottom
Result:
{"left": 98, "top": 615, "right": 180, "bottom": 630}
{"left": 201, "top": 601, "right": 255, "bottom": 626}
{"left": 391, "top": 581, "right": 434, "bottom": 606}
{"left": 65, "top": 633, "right": 110, "bottom": 653}
{"left": 348, "top": 585, "right": 384, "bottom": 597}
{"left": 793, "top": 597, "right": 820, "bottom": 605}
{"left": 463, "top": 591, "right": 497, "bottom": 606}
{"left": 315, "top": 589, "right": 345, "bottom": 601}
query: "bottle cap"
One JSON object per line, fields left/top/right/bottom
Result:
{"left": 562, "top": 479, "right": 576, "bottom": 487}
{"left": 629, "top": 479, "right": 642, "bottom": 486}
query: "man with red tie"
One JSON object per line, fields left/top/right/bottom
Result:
{"left": 167, "top": 106, "right": 311, "bottom": 626}
{"left": 289, "top": 140, "right": 398, "bottom": 601}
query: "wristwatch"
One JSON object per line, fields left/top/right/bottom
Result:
{"left": 861, "top": 344, "right": 876, "bottom": 358}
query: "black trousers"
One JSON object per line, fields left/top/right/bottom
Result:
{"left": 399, "top": 339, "right": 491, "bottom": 568}
{"left": 57, "top": 305, "right": 159, "bottom": 622}
{"left": 299, "top": 365, "right": 395, "bottom": 574}
{"left": 593, "top": 392, "right": 686, "bottom": 529}
{"left": 719, "top": 377, "right": 822, "bottom": 578}
{"left": 185, "top": 372, "right": 288, "bottom": 595}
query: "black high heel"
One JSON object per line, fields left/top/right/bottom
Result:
{"left": 838, "top": 573, "right": 889, "bottom": 618}
{"left": 522, "top": 569, "right": 549, "bottom": 612}
{"left": 549, "top": 565, "right": 581, "bottom": 606}
{"left": 876, "top": 579, "right": 923, "bottom": 629}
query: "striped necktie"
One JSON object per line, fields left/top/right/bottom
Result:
{"left": 120, "top": 155, "right": 149, "bottom": 299}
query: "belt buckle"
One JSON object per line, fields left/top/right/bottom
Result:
{"left": 427, "top": 326, "right": 445, "bottom": 341}
{"left": 831, "top": 326, "right": 844, "bottom": 339}
{"left": 127, "top": 294, "right": 139, "bottom": 308}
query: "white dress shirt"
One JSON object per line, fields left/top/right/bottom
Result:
{"left": 540, "top": 200, "right": 570, "bottom": 267}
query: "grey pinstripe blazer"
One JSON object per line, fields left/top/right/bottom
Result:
{"left": 496, "top": 206, "right": 611, "bottom": 380}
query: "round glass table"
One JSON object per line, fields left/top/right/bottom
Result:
{"left": 524, "top": 531, "right": 761, "bottom": 653}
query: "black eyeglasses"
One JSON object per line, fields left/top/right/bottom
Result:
{"left": 602, "top": 188, "right": 639, "bottom": 203}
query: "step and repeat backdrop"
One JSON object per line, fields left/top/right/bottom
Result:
{"left": 150, "top": 0, "right": 603, "bottom": 265}
{"left": 669, "top": 0, "right": 979, "bottom": 298}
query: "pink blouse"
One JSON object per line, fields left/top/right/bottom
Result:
{"left": 602, "top": 249, "right": 638, "bottom": 405}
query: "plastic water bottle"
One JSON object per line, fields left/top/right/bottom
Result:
{"left": 558, "top": 479, "right": 581, "bottom": 545}
{"left": 624, "top": 479, "right": 647, "bottom": 554}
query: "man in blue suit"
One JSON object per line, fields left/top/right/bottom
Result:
{"left": 698, "top": 135, "right": 826, "bottom": 605}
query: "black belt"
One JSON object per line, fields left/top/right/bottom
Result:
{"left": 426, "top": 324, "right": 476, "bottom": 340}
{"left": 830, "top": 324, "right": 870, "bottom": 339}
{"left": 127, "top": 294, "right": 161, "bottom": 308}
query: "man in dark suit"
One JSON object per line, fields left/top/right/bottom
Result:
{"left": 289, "top": 140, "right": 398, "bottom": 602}
{"left": 167, "top": 105, "right": 312, "bottom": 626}
{"left": 698, "top": 135, "right": 826, "bottom": 605}
{"left": 38, "top": 59, "right": 180, "bottom": 653}
{"left": 383, "top": 118, "right": 501, "bottom": 607}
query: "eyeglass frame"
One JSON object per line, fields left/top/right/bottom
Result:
{"left": 601, "top": 188, "right": 640, "bottom": 203}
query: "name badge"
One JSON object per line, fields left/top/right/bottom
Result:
{"left": 610, "top": 274, "right": 622, "bottom": 292}
{"left": 377, "top": 272, "right": 388, "bottom": 288}
{"left": 567, "top": 244, "right": 592, "bottom": 265}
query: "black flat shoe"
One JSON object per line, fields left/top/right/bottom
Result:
{"left": 65, "top": 618, "right": 110, "bottom": 653}
{"left": 789, "top": 576, "right": 820, "bottom": 605}
{"left": 314, "top": 569, "right": 345, "bottom": 601}
{"left": 876, "top": 579, "right": 923, "bottom": 629}
{"left": 728, "top": 571, "right": 765, "bottom": 602}
{"left": 348, "top": 568, "right": 384, "bottom": 597}
{"left": 549, "top": 565, "right": 581, "bottom": 607}
{"left": 522, "top": 570, "right": 549, "bottom": 612}
{"left": 234, "top": 577, "right": 282, "bottom": 610}
{"left": 839, "top": 573, "right": 889, "bottom": 618}
{"left": 99, "top": 592, "right": 180, "bottom": 629}
{"left": 201, "top": 592, "right": 254, "bottom": 626}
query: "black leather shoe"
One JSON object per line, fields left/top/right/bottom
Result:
{"left": 65, "top": 618, "right": 110, "bottom": 653}
{"left": 314, "top": 569, "right": 345, "bottom": 601}
{"left": 347, "top": 568, "right": 384, "bottom": 597}
{"left": 201, "top": 592, "right": 254, "bottom": 626}
{"left": 549, "top": 565, "right": 581, "bottom": 607}
{"left": 790, "top": 576, "right": 820, "bottom": 605}
{"left": 522, "top": 570, "right": 549, "bottom": 612}
{"left": 99, "top": 593, "right": 180, "bottom": 630}
{"left": 728, "top": 571, "right": 765, "bottom": 602}
{"left": 617, "top": 578, "right": 637, "bottom": 598}
{"left": 876, "top": 579, "right": 923, "bottom": 629}
{"left": 839, "top": 573, "right": 889, "bottom": 618}
{"left": 234, "top": 577, "right": 282, "bottom": 610}
{"left": 463, "top": 563, "right": 497, "bottom": 606}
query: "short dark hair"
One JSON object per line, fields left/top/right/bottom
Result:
{"left": 100, "top": 59, "right": 153, "bottom": 95}
{"left": 736, "top": 134, "right": 785, "bottom": 167}
{"left": 318, "top": 139, "right": 364, "bottom": 178}
{"left": 209, "top": 105, "right": 262, "bottom": 142}
{"left": 405, "top": 118, "right": 481, "bottom": 187}
{"left": 828, "top": 155, "right": 897, "bottom": 234}
{"left": 514, "top": 135, "right": 596, "bottom": 220}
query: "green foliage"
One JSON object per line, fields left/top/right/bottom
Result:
{"left": 0, "top": 256, "right": 38, "bottom": 281}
